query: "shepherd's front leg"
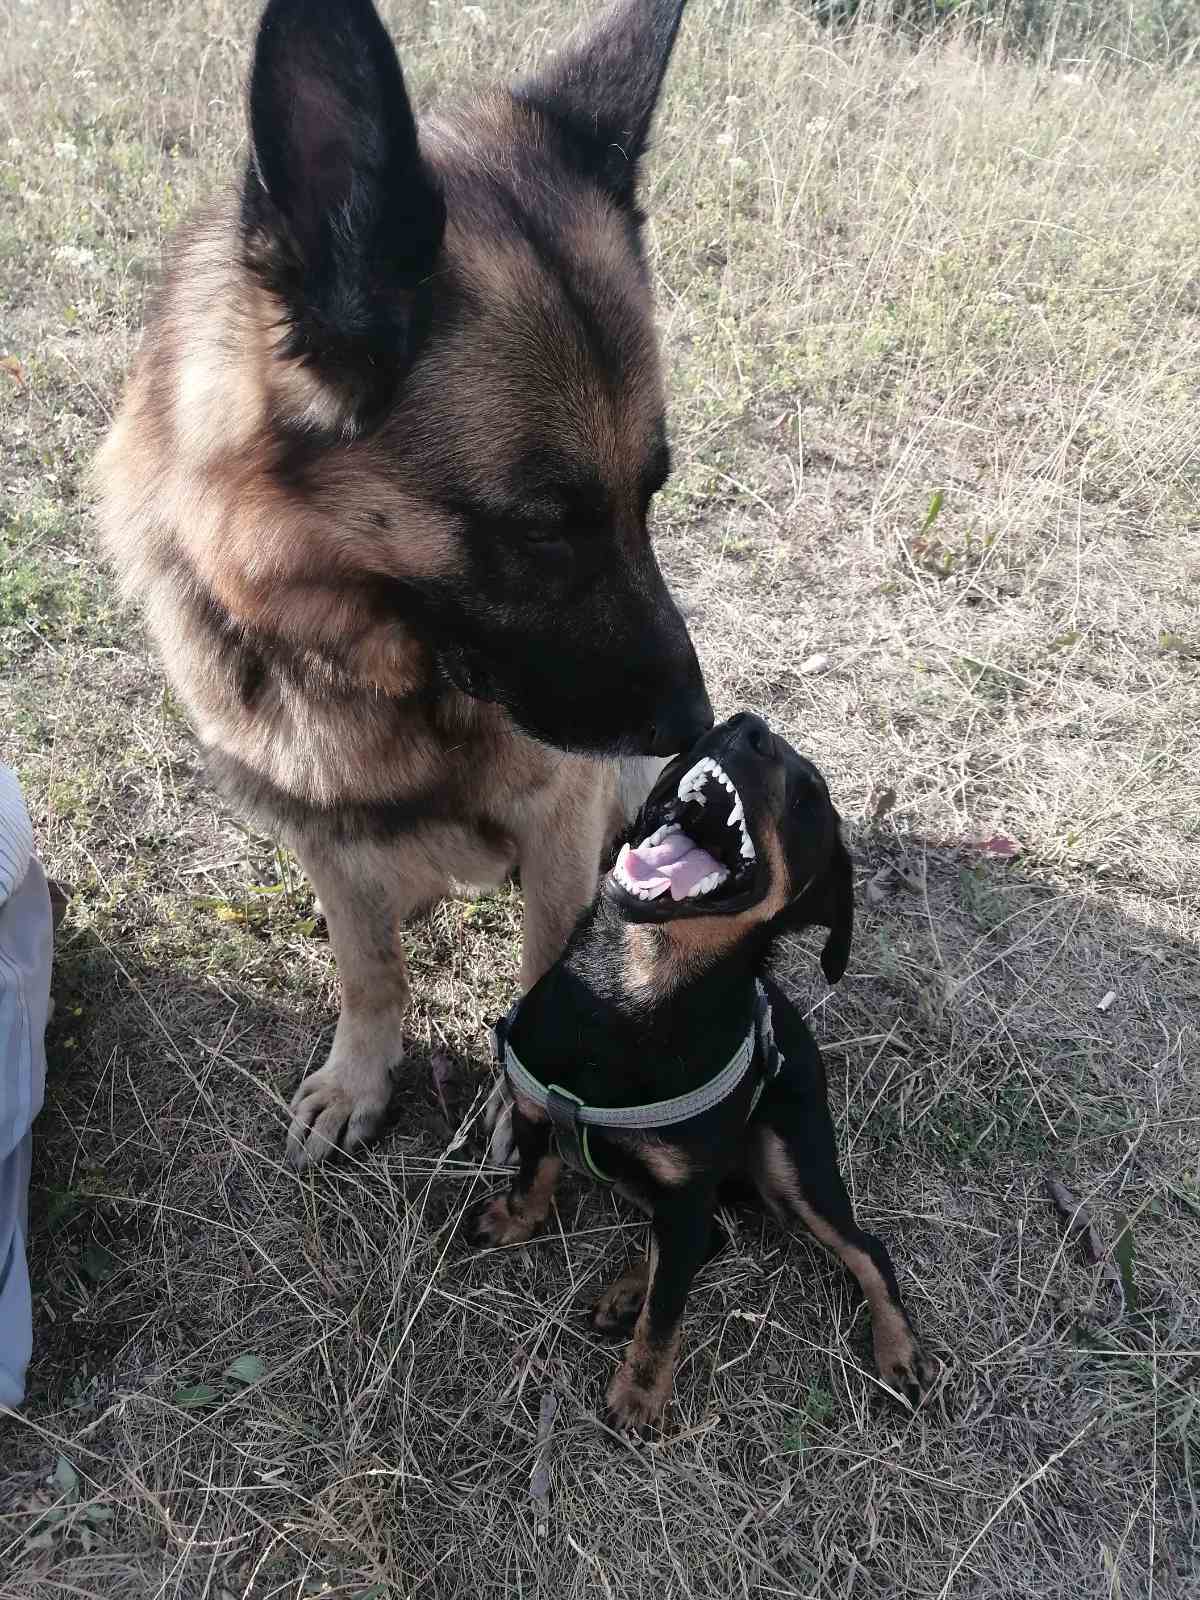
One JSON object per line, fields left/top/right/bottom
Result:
{"left": 515, "top": 762, "right": 616, "bottom": 988}
{"left": 285, "top": 834, "right": 450, "bottom": 1170}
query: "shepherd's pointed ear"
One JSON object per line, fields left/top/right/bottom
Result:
{"left": 777, "top": 827, "right": 855, "bottom": 985}
{"left": 242, "top": 0, "right": 445, "bottom": 418}
{"left": 514, "top": 0, "right": 688, "bottom": 208}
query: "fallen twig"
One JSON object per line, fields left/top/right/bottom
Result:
{"left": 1044, "top": 1174, "right": 1126, "bottom": 1309}
{"left": 529, "top": 1388, "right": 558, "bottom": 1532}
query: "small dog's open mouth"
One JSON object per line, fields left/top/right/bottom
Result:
{"left": 613, "top": 755, "right": 759, "bottom": 910}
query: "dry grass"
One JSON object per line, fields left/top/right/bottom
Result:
{"left": 2, "top": 1, "right": 1199, "bottom": 1595}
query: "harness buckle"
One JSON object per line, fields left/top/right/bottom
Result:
{"left": 545, "top": 1084, "right": 611, "bottom": 1184}
{"left": 754, "top": 984, "right": 783, "bottom": 1083}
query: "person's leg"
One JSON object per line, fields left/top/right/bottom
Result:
{"left": 0, "top": 855, "right": 52, "bottom": 1411}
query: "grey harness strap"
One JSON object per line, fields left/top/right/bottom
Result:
{"left": 493, "top": 980, "right": 783, "bottom": 1183}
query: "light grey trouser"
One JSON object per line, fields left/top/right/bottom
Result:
{"left": 0, "top": 855, "right": 51, "bottom": 1411}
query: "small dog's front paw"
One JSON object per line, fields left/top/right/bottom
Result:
{"left": 470, "top": 1193, "right": 536, "bottom": 1248}
{"left": 591, "top": 1271, "right": 649, "bottom": 1338}
{"left": 604, "top": 1363, "right": 670, "bottom": 1437}
{"left": 875, "top": 1326, "right": 938, "bottom": 1408}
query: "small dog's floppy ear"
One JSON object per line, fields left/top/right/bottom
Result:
{"left": 780, "top": 827, "right": 855, "bottom": 985}
{"left": 513, "top": 0, "right": 688, "bottom": 209}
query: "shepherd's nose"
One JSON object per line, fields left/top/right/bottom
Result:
{"left": 643, "top": 682, "right": 714, "bottom": 756}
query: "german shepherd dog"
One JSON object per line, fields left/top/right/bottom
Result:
{"left": 475, "top": 714, "right": 935, "bottom": 1432}
{"left": 94, "top": 0, "right": 713, "bottom": 1167}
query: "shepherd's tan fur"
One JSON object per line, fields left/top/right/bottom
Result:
{"left": 93, "top": 0, "right": 699, "bottom": 1168}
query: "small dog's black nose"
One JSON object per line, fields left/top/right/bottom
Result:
{"left": 645, "top": 684, "right": 715, "bottom": 755}
{"left": 728, "top": 711, "right": 775, "bottom": 757}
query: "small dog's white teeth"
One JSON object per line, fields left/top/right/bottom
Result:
{"left": 740, "top": 835, "right": 756, "bottom": 860}
{"left": 676, "top": 758, "right": 708, "bottom": 802}
{"left": 728, "top": 798, "right": 744, "bottom": 826}
{"left": 686, "top": 867, "right": 731, "bottom": 899}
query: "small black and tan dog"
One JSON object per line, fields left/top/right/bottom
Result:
{"left": 473, "top": 712, "right": 934, "bottom": 1431}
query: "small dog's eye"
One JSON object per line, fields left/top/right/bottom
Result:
{"left": 791, "top": 774, "right": 816, "bottom": 806}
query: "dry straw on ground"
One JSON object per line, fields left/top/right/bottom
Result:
{"left": 1, "top": 1, "right": 1198, "bottom": 1596}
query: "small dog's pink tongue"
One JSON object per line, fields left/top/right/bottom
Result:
{"left": 619, "top": 831, "right": 724, "bottom": 901}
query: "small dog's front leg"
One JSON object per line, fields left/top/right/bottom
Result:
{"left": 593, "top": 1216, "right": 727, "bottom": 1338}
{"left": 750, "top": 1122, "right": 935, "bottom": 1405}
{"left": 472, "top": 1106, "right": 561, "bottom": 1247}
{"left": 606, "top": 1192, "right": 716, "bottom": 1434}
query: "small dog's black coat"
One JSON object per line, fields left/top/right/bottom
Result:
{"left": 474, "top": 712, "right": 935, "bottom": 1431}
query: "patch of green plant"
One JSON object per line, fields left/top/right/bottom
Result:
{"left": 23, "top": 1457, "right": 114, "bottom": 1555}
{"left": 783, "top": 1381, "right": 838, "bottom": 1446}
{"left": 171, "top": 1351, "right": 267, "bottom": 1412}
{"left": 909, "top": 526, "right": 998, "bottom": 582}
{"left": 0, "top": 503, "right": 115, "bottom": 647}
{"left": 805, "top": 0, "right": 1200, "bottom": 62}
{"left": 959, "top": 866, "right": 1013, "bottom": 929}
